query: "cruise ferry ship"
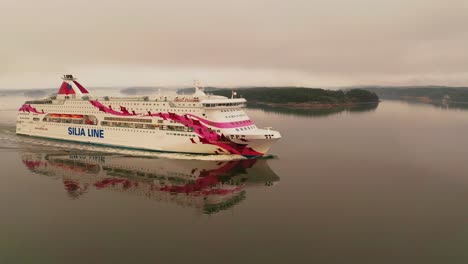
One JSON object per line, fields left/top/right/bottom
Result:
{"left": 16, "top": 75, "right": 281, "bottom": 157}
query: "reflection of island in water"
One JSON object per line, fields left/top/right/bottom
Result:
{"left": 247, "top": 102, "right": 379, "bottom": 117}
{"left": 21, "top": 150, "right": 280, "bottom": 214}
{"left": 431, "top": 101, "right": 468, "bottom": 111}
{"left": 387, "top": 99, "right": 468, "bottom": 112}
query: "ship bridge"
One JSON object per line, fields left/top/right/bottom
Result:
{"left": 201, "top": 98, "right": 246, "bottom": 108}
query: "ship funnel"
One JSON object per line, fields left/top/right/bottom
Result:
{"left": 57, "top": 75, "right": 91, "bottom": 99}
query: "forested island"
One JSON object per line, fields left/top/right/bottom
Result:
{"left": 1, "top": 88, "right": 56, "bottom": 97}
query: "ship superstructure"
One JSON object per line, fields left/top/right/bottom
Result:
{"left": 16, "top": 75, "right": 281, "bottom": 157}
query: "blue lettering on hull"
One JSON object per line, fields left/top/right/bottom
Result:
{"left": 68, "top": 127, "right": 104, "bottom": 138}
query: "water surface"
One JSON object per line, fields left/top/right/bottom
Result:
{"left": 1, "top": 98, "right": 468, "bottom": 263}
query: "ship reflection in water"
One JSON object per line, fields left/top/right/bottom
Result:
{"left": 21, "top": 149, "right": 280, "bottom": 214}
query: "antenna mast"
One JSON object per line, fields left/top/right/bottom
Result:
{"left": 193, "top": 80, "right": 206, "bottom": 96}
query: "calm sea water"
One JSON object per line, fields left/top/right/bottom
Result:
{"left": 1, "top": 96, "right": 468, "bottom": 263}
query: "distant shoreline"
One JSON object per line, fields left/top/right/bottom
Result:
{"left": 249, "top": 101, "right": 380, "bottom": 110}
{"left": 362, "top": 87, "right": 468, "bottom": 104}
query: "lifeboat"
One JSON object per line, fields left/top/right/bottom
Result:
{"left": 60, "top": 114, "right": 71, "bottom": 118}
{"left": 71, "top": 115, "right": 84, "bottom": 119}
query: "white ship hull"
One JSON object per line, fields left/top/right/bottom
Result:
{"left": 17, "top": 118, "right": 279, "bottom": 155}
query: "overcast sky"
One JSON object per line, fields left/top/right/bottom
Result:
{"left": 1, "top": 0, "right": 467, "bottom": 89}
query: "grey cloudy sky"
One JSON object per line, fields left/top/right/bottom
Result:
{"left": 1, "top": 0, "right": 467, "bottom": 89}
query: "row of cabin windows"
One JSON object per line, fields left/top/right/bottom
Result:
{"left": 55, "top": 105, "right": 201, "bottom": 114}
{"left": 224, "top": 114, "right": 246, "bottom": 118}
{"left": 66, "top": 101, "right": 200, "bottom": 107}
{"left": 104, "top": 128, "right": 159, "bottom": 134}
{"left": 100, "top": 121, "right": 194, "bottom": 132}
{"left": 66, "top": 101, "right": 171, "bottom": 107}
{"left": 230, "top": 120, "right": 251, "bottom": 125}
{"left": 167, "top": 133, "right": 194, "bottom": 137}
{"left": 104, "top": 117, "right": 152, "bottom": 123}
{"left": 31, "top": 104, "right": 202, "bottom": 112}
{"left": 203, "top": 103, "right": 244, "bottom": 107}
{"left": 221, "top": 109, "right": 241, "bottom": 113}
{"left": 143, "top": 103, "right": 164, "bottom": 106}
{"left": 230, "top": 135, "right": 246, "bottom": 139}
{"left": 235, "top": 125, "right": 256, "bottom": 131}
{"left": 144, "top": 103, "right": 200, "bottom": 107}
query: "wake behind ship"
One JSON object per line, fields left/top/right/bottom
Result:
{"left": 16, "top": 75, "right": 281, "bottom": 157}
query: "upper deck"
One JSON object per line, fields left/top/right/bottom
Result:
{"left": 25, "top": 76, "right": 247, "bottom": 110}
